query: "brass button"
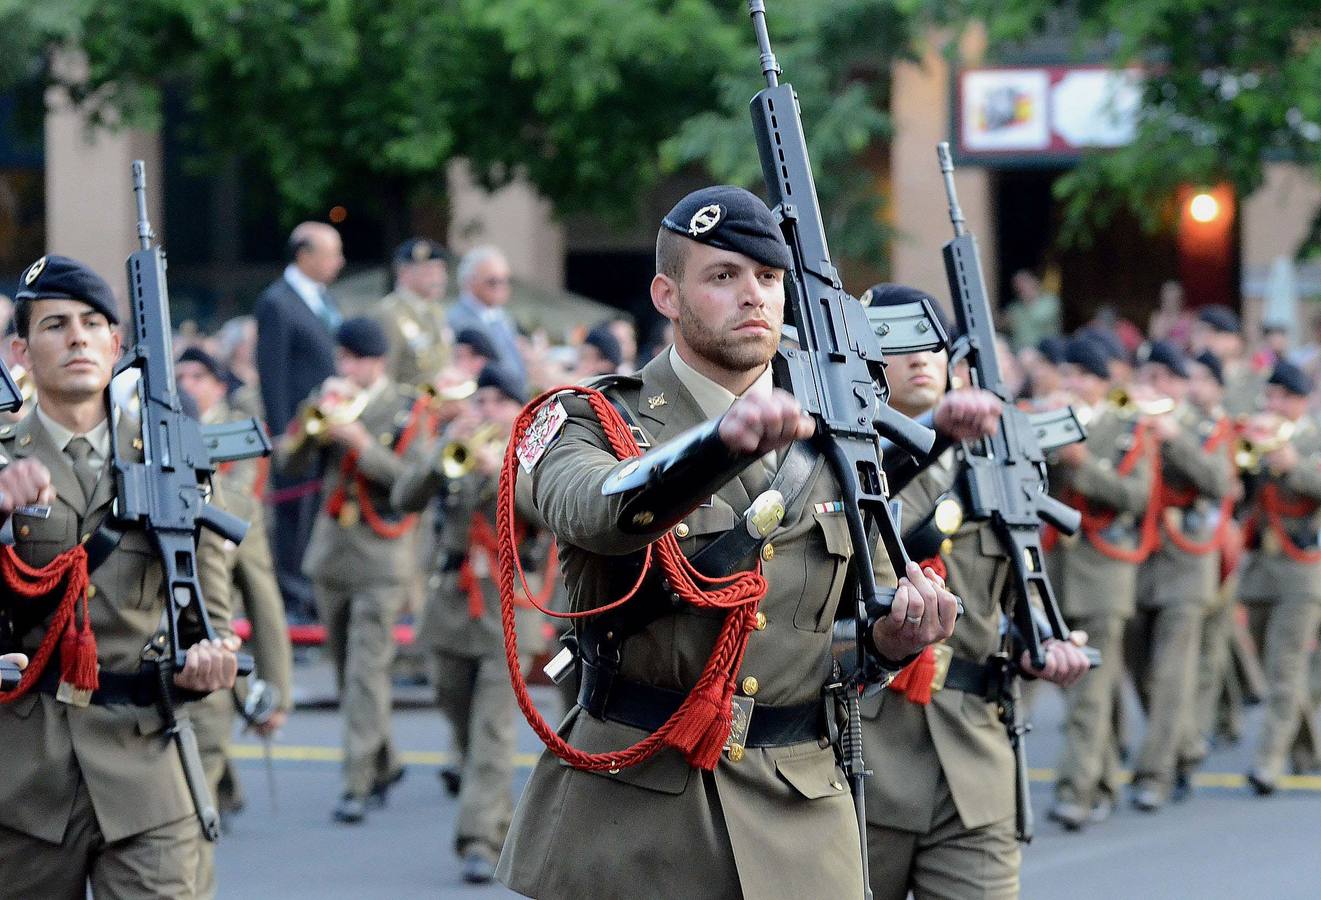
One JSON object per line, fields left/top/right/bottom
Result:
{"left": 87, "top": 585, "right": 97, "bottom": 598}
{"left": 19, "top": 434, "right": 31, "bottom": 446}
{"left": 132, "top": 437, "right": 144, "bottom": 450}
{"left": 728, "top": 743, "right": 745, "bottom": 762}
{"left": 674, "top": 522, "right": 690, "bottom": 538}
{"left": 741, "top": 676, "right": 759, "bottom": 696}
{"left": 754, "top": 611, "right": 767, "bottom": 631}
{"left": 19, "top": 525, "right": 30, "bottom": 537}
{"left": 378, "top": 432, "right": 393, "bottom": 446}
{"left": 761, "top": 543, "right": 775, "bottom": 561}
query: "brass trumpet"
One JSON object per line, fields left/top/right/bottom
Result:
{"left": 286, "top": 382, "right": 370, "bottom": 452}
{"left": 422, "top": 377, "right": 477, "bottom": 404}
{"left": 439, "top": 423, "right": 504, "bottom": 479}
{"left": 1235, "top": 417, "right": 1295, "bottom": 473}
{"left": 1107, "top": 387, "right": 1176, "bottom": 419}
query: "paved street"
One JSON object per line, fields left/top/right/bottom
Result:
{"left": 215, "top": 655, "right": 1321, "bottom": 898}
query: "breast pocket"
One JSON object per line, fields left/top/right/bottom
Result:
{"left": 792, "top": 512, "right": 853, "bottom": 633}
{"left": 98, "top": 529, "right": 164, "bottom": 612}
{"left": 11, "top": 508, "right": 77, "bottom": 568}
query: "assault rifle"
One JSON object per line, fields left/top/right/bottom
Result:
{"left": 110, "top": 161, "right": 271, "bottom": 840}
{"left": 936, "top": 144, "right": 1099, "bottom": 841}
{"left": 747, "top": 5, "right": 946, "bottom": 895}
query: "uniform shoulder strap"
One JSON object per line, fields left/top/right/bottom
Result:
{"left": 578, "top": 374, "right": 650, "bottom": 448}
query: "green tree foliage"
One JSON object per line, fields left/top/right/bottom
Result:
{"left": 946, "top": 0, "right": 1321, "bottom": 254}
{"left": 0, "top": 0, "right": 920, "bottom": 265}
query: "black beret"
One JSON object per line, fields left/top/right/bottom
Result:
{"left": 1268, "top": 360, "right": 1312, "bottom": 397}
{"left": 1197, "top": 305, "right": 1240, "bottom": 335}
{"left": 454, "top": 328, "right": 497, "bottom": 360}
{"left": 1141, "top": 340, "right": 1189, "bottom": 379}
{"left": 1037, "top": 336, "right": 1068, "bottom": 365}
{"left": 1064, "top": 337, "right": 1111, "bottom": 381}
{"left": 15, "top": 255, "right": 118, "bottom": 325}
{"left": 177, "top": 346, "right": 230, "bottom": 384}
{"left": 1078, "top": 327, "right": 1129, "bottom": 364}
{"left": 660, "top": 185, "right": 792, "bottom": 271}
{"left": 394, "top": 237, "right": 447, "bottom": 265}
{"left": 335, "top": 316, "right": 389, "bottom": 358}
{"left": 862, "top": 282, "right": 955, "bottom": 341}
{"left": 583, "top": 325, "right": 623, "bottom": 368}
{"left": 476, "top": 363, "right": 527, "bottom": 404}
{"left": 1191, "top": 350, "right": 1224, "bottom": 386}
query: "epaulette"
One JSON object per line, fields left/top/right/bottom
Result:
{"left": 579, "top": 372, "right": 643, "bottom": 398}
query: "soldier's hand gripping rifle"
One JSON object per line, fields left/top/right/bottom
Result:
{"left": 110, "top": 161, "right": 272, "bottom": 840}
{"left": 936, "top": 143, "right": 1099, "bottom": 840}
{"left": 745, "top": 5, "right": 950, "bottom": 896}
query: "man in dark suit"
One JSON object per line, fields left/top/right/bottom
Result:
{"left": 446, "top": 246, "right": 526, "bottom": 388}
{"left": 255, "top": 221, "right": 345, "bottom": 621}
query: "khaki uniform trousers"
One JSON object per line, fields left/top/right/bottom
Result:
{"left": 0, "top": 776, "right": 200, "bottom": 900}
{"left": 1126, "top": 603, "right": 1203, "bottom": 792}
{"left": 1245, "top": 597, "right": 1321, "bottom": 782}
{"left": 1056, "top": 614, "right": 1126, "bottom": 807}
{"left": 434, "top": 650, "right": 519, "bottom": 856}
{"left": 317, "top": 579, "right": 407, "bottom": 796}
{"left": 1181, "top": 590, "right": 1238, "bottom": 764}
{"left": 866, "top": 774, "right": 1020, "bottom": 900}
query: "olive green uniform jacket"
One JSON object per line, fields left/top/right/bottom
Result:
{"left": 496, "top": 352, "right": 874, "bottom": 900}
{"left": 373, "top": 287, "right": 451, "bottom": 387}
{"left": 0, "top": 411, "right": 233, "bottom": 844}
{"left": 1238, "top": 417, "right": 1321, "bottom": 604}
{"left": 275, "top": 380, "right": 428, "bottom": 589}
{"left": 861, "top": 453, "right": 1016, "bottom": 832}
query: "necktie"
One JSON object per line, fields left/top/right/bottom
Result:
{"left": 65, "top": 436, "right": 99, "bottom": 503}
{"left": 319, "top": 287, "right": 342, "bottom": 331}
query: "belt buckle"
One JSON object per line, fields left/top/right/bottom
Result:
{"left": 725, "top": 695, "right": 756, "bottom": 759}
{"left": 929, "top": 643, "right": 954, "bottom": 693}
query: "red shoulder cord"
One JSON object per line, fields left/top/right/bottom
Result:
{"left": 887, "top": 555, "right": 947, "bottom": 705}
{"left": 463, "top": 513, "right": 558, "bottom": 619}
{"left": 1043, "top": 420, "right": 1159, "bottom": 562}
{"left": 1244, "top": 482, "right": 1321, "bottom": 564}
{"left": 0, "top": 544, "right": 96, "bottom": 702}
{"left": 1158, "top": 417, "right": 1235, "bottom": 556}
{"left": 326, "top": 396, "right": 432, "bottom": 539}
{"left": 497, "top": 386, "right": 768, "bottom": 772}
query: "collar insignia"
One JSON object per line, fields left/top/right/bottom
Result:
{"left": 647, "top": 393, "right": 667, "bottom": 410}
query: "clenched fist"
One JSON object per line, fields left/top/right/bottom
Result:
{"left": 718, "top": 389, "right": 815, "bottom": 457}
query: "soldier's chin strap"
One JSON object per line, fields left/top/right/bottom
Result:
{"left": 497, "top": 385, "right": 769, "bottom": 773}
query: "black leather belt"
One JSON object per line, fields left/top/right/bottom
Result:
{"left": 579, "top": 658, "right": 824, "bottom": 748}
{"left": 34, "top": 664, "right": 158, "bottom": 707}
{"left": 941, "top": 655, "right": 995, "bottom": 700}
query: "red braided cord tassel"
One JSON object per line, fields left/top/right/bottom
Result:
{"left": 0, "top": 544, "right": 90, "bottom": 702}
{"left": 887, "top": 555, "right": 947, "bottom": 705}
{"left": 496, "top": 386, "right": 767, "bottom": 772}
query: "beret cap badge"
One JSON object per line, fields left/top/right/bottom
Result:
{"left": 24, "top": 256, "right": 46, "bottom": 285}
{"left": 688, "top": 204, "right": 723, "bottom": 236}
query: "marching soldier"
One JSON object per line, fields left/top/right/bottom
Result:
{"left": 1191, "top": 306, "right": 1263, "bottom": 418}
{"left": 1126, "top": 342, "right": 1234, "bottom": 811}
{"left": 495, "top": 187, "right": 960, "bottom": 899}
{"left": 0, "top": 255, "right": 239, "bottom": 897}
{"left": 1236, "top": 361, "right": 1321, "bottom": 794}
{"left": 391, "top": 363, "right": 552, "bottom": 884}
{"left": 858, "top": 286, "right": 1091, "bottom": 900}
{"left": 375, "top": 237, "right": 452, "bottom": 387}
{"left": 177, "top": 345, "right": 294, "bottom": 860}
{"left": 274, "top": 317, "right": 429, "bottom": 823}
{"left": 1045, "top": 336, "right": 1154, "bottom": 830}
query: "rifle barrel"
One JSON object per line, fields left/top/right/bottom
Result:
{"left": 746, "top": 1, "right": 780, "bottom": 87}
{"left": 131, "top": 160, "right": 153, "bottom": 251}
{"left": 936, "top": 143, "right": 967, "bottom": 238}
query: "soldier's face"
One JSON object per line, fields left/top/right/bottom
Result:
{"left": 887, "top": 349, "right": 949, "bottom": 417}
{"left": 653, "top": 244, "right": 784, "bottom": 375}
{"left": 335, "top": 349, "right": 385, "bottom": 390}
{"left": 1187, "top": 364, "right": 1221, "bottom": 409}
{"left": 470, "top": 258, "right": 512, "bottom": 307}
{"left": 13, "top": 298, "right": 120, "bottom": 403}
{"left": 1063, "top": 365, "right": 1107, "bottom": 405}
{"left": 177, "top": 361, "right": 227, "bottom": 415}
{"left": 399, "top": 260, "right": 447, "bottom": 301}
{"left": 1139, "top": 363, "right": 1186, "bottom": 403}
{"left": 1266, "top": 384, "right": 1308, "bottom": 421}
{"left": 475, "top": 387, "right": 520, "bottom": 429}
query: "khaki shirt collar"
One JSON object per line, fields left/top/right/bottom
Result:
{"left": 34, "top": 404, "right": 110, "bottom": 461}
{"left": 667, "top": 345, "right": 773, "bottom": 419}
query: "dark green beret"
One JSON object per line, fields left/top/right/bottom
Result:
{"left": 336, "top": 316, "right": 389, "bottom": 359}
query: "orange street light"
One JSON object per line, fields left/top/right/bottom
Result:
{"left": 1189, "top": 192, "right": 1220, "bottom": 223}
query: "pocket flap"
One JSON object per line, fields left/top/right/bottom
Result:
{"left": 558, "top": 709, "right": 693, "bottom": 796}
{"left": 775, "top": 748, "right": 847, "bottom": 800}
{"left": 814, "top": 512, "right": 853, "bottom": 559}
{"left": 1, "top": 691, "right": 41, "bottom": 719}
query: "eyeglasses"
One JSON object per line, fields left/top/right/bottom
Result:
{"left": 482, "top": 277, "right": 511, "bottom": 287}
